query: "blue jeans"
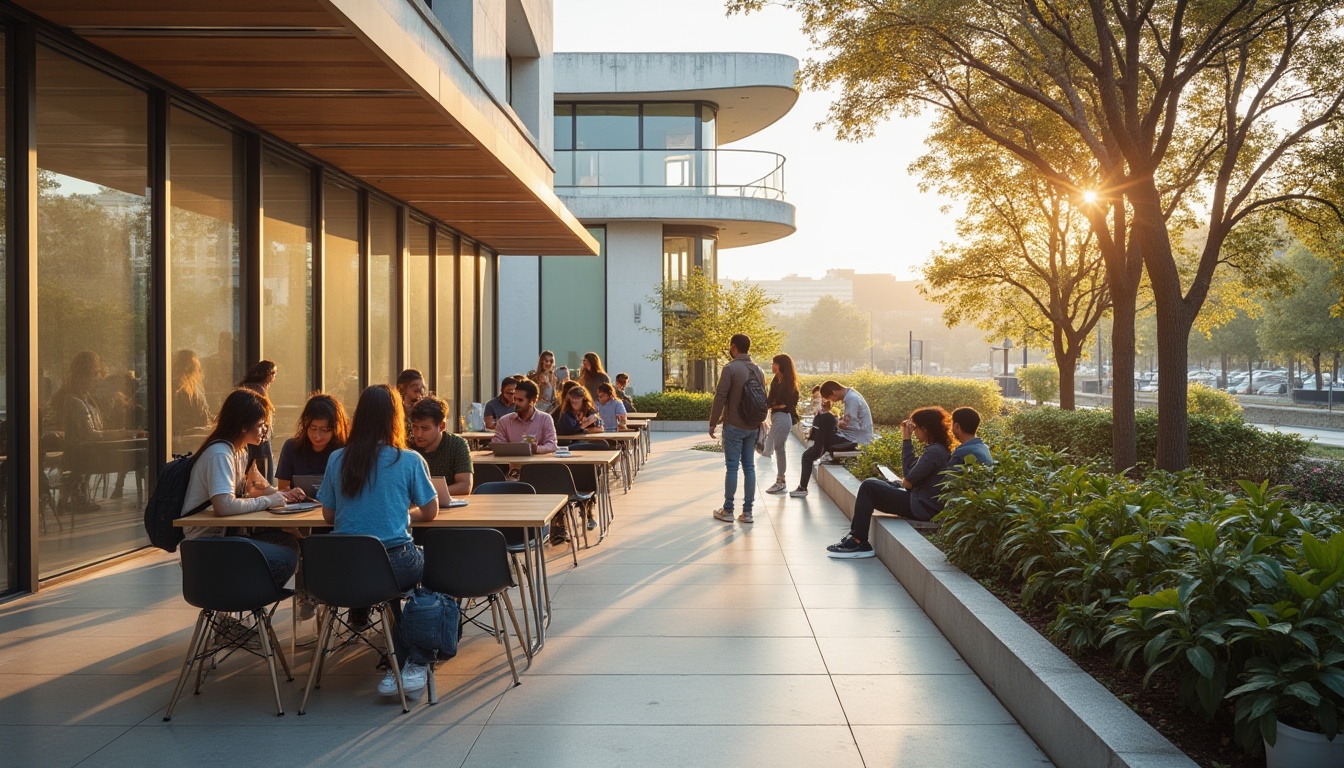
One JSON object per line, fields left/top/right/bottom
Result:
{"left": 722, "top": 424, "right": 757, "bottom": 513}
{"left": 386, "top": 542, "right": 424, "bottom": 665}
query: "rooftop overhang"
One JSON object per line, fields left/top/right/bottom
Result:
{"left": 16, "top": 0, "right": 598, "bottom": 256}
{"left": 559, "top": 195, "right": 795, "bottom": 249}
{"left": 555, "top": 53, "right": 799, "bottom": 144}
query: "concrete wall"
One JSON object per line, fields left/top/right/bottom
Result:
{"left": 560, "top": 195, "right": 795, "bottom": 249}
{"left": 604, "top": 222, "right": 664, "bottom": 395}
{"left": 497, "top": 255, "right": 542, "bottom": 378}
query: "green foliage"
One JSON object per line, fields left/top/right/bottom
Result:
{"left": 1001, "top": 408, "right": 1308, "bottom": 486}
{"left": 629, "top": 390, "right": 715, "bottom": 421}
{"left": 1186, "top": 383, "right": 1242, "bottom": 421}
{"left": 797, "top": 371, "right": 1003, "bottom": 426}
{"left": 935, "top": 443, "right": 1344, "bottom": 750}
{"left": 779, "top": 296, "right": 871, "bottom": 370}
{"left": 1018, "top": 365, "right": 1060, "bottom": 405}
{"left": 853, "top": 432, "right": 908, "bottom": 480}
{"left": 646, "top": 269, "right": 783, "bottom": 368}
{"left": 1282, "top": 461, "right": 1344, "bottom": 507}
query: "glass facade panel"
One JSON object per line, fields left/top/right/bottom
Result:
{"left": 368, "top": 199, "right": 397, "bottom": 386}
{"left": 554, "top": 104, "right": 573, "bottom": 151}
{"left": 406, "top": 222, "right": 432, "bottom": 376}
{"left": 643, "top": 103, "right": 697, "bottom": 149}
{"left": 458, "top": 245, "right": 478, "bottom": 408}
{"left": 36, "top": 47, "right": 151, "bottom": 577}
{"left": 701, "top": 237, "right": 717, "bottom": 283}
{"left": 435, "top": 231, "right": 457, "bottom": 418}
{"left": 663, "top": 235, "right": 692, "bottom": 286}
{"left": 575, "top": 104, "right": 637, "bottom": 149}
{"left": 479, "top": 252, "right": 496, "bottom": 386}
{"left": 261, "top": 153, "right": 312, "bottom": 430}
{"left": 0, "top": 32, "right": 10, "bottom": 592}
{"left": 541, "top": 227, "right": 606, "bottom": 372}
{"left": 169, "top": 109, "right": 243, "bottom": 454}
{"left": 323, "top": 183, "right": 361, "bottom": 411}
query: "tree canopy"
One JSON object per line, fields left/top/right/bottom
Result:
{"left": 647, "top": 269, "right": 783, "bottom": 370}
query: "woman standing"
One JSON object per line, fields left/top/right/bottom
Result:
{"left": 530, "top": 350, "right": 558, "bottom": 413}
{"left": 172, "top": 349, "right": 212, "bottom": 433}
{"left": 275, "top": 393, "right": 349, "bottom": 492}
{"left": 316, "top": 385, "right": 438, "bottom": 696}
{"left": 556, "top": 385, "right": 604, "bottom": 436}
{"left": 238, "top": 360, "right": 278, "bottom": 486}
{"left": 577, "top": 352, "right": 610, "bottom": 402}
{"left": 763, "top": 354, "right": 800, "bottom": 494}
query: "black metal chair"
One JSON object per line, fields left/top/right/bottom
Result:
{"left": 298, "top": 534, "right": 413, "bottom": 714}
{"left": 165, "top": 537, "right": 294, "bottom": 720}
{"left": 472, "top": 463, "right": 508, "bottom": 490}
{"left": 566, "top": 440, "right": 611, "bottom": 451}
{"left": 474, "top": 481, "right": 546, "bottom": 651}
{"left": 518, "top": 463, "right": 591, "bottom": 561}
{"left": 420, "top": 528, "right": 528, "bottom": 698}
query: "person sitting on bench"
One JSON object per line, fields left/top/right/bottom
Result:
{"left": 790, "top": 379, "right": 872, "bottom": 498}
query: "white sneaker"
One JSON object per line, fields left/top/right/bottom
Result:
{"left": 377, "top": 670, "right": 400, "bottom": 696}
{"left": 712, "top": 508, "right": 735, "bottom": 523}
{"left": 737, "top": 513, "right": 754, "bottom": 524}
{"left": 789, "top": 488, "right": 808, "bottom": 498}
{"left": 765, "top": 481, "right": 787, "bottom": 494}
{"left": 377, "top": 663, "right": 428, "bottom": 696}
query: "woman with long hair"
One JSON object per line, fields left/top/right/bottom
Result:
{"left": 51, "top": 350, "right": 134, "bottom": 510}
{"left": 556, "top": 384, "right": 603, "bottom": 436}
{"left": 316, "top": 384, "right": 438, "bottom": 697}
{"left": 276, "top": 393, "right": 349, "bottom": 491}
{"left": 530, "top": 350, "right": 558, "bottom": 412}
{"left": 763, "top": 354, "right": 800, "bottom": 494}
{"left": 238, "top": 360, "right": 277, "bottom": 395}
{"left": 550, "top": 379, "right": 581, "bottom": 419}
{"left": 172, "top": 349, "right": 211, "bottom": 431}
{"left": 826, "top": 407, "right": 956, "bottom": 559}
{"left": 237, "top": 360, "right": 279, "bottom": 485}
{"left": 578, "top": 351, "right": 609, "bottom": 402}
{"left": 179, "top": 388, "right": 305, "bottom": 583}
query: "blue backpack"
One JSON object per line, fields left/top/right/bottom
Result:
{"left": 399, "top": 588, "right": 461, "bottom": 662}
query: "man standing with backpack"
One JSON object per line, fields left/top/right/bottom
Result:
{"left": 708, "top": 333, "right": 768, "bottom": 524}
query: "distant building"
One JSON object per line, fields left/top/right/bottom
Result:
{"left": 744, "top": 270, "right": 854, "bottom": 316}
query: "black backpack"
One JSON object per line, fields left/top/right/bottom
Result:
{"left": 737, "top": 365, "right": 770, "bottom": 426}
{"left": 143, "top": 441, "right": 225, "bottom": 552}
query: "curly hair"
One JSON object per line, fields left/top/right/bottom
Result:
{"left": 910, "top": 407, "right": 954, "bottom": 449}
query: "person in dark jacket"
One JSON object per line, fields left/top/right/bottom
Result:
{"left": 949, "top": 407, "right": 994, "bottom": 468}
{"left": 826, "top": 407, "right": 956, "bottom": 559}
{"left": 708, "top": 333, "right": 766, "bottom": 524}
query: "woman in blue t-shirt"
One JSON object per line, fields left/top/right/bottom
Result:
{"left": 317, "top": 384, "right": 438, "bottom": 697}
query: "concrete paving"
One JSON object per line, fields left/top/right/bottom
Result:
{"left": 0, "top": 433, "right": 1052, "bottom": 767}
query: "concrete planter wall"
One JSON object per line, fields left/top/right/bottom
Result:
{"left": 816, "top": 461, "right": 1198, "bottom": 768}
{"left": 649, "top": 420, "right": 710, "bottom": 433}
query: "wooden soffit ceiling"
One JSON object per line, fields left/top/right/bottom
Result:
{"left": 17, "top": 0, "right": 598, "bottom": 256}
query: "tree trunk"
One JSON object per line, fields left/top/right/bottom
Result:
{"left": 1152, "top": 291, "right": 1194, "bottom": 471}
{"left": 1054, "top": 331, "right": 1078, "bottom": 410}
{"left": 1313, "top": 352, "right": 1323, "bottom": 390}
{"left": 1220, "top": 353, "right": 1229, "bottom": 389}
{"left": 1109, "top": 282, "right": 1139, "bottom": 473}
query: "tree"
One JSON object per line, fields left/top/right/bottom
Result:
{"left": 1258, "top": 246, "right": 1344, "bottom": 387}
{"left": 916, "top": 123, "right": 1109, "bottom": 409}
{"left": 646, "top": 269, "right": 783, "bottom": 387}
{"left": 732, "top": 0, "right": 1344, "bottom": 473}
{"left": 783, "top": 295, "right": 870, "bottom": 371}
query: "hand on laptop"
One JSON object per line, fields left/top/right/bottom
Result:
{"left": 281, "top": 487, "right": 306, "bottom": 503}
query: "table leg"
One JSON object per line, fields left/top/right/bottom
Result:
{"left": 529, "top": 524, "right": 549, "bottom": 653}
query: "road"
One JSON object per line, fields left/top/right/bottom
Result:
{"left": 1251, "top": 423, "right": 1344, "bottom": 448}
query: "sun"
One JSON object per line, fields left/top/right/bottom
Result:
{"left": 1081, "top": 190, "right": 1099, "bottom": 204}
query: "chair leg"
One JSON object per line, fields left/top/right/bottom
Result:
{"left": 380, "top": 603, "right": 409, "bottom": 713}
{"left": 493, "top": 596, "right": 520, "bottom": 686}
{"left": 509, "top": 553, "right": 533, "bottom": 662}
{"left": 164, "top": 610, "right": 210, "bottom": 721}
{"left": 565, "top": 504, "right": 581, "bottom": 566}
{"left": 263, "top": 613, "right": 293, "bottom": 682}
{"left": 427, "top": 662, "right": 438, "bottom": 705}
{"left": 575, "top": 500, "right": 591, "bottom": 550}
{"left": 254, "top": 609, "right": 285, "bottom": 717}
{"left": 500, "top": 589, "right": 531, "bottom": 664}
{"left": 193, "top": 618, "right": 220, "bottom": 695}
{"left": 299, "top": 607, "right": 336, "bottom": 715}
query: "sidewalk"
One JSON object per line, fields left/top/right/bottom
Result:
{"left": 0, "top": 433, "right": 1052, "bottom": 767}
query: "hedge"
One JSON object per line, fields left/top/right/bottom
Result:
{"left": 797, "top": 371, "right": 1003, "bottom": 426}
{"left": 630, "top": 390, "right": 715, "bottom": 421}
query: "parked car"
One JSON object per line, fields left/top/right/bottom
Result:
{"left": 1188, "top": 371, "right": 1218, "bottom": 387}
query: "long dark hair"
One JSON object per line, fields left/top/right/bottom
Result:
{"left": 200, "top": 388, "right": 272, "bottom": 454}
{"left": 552, "top": 379, "right": 581, "bottom": 417}
{"left": 910, "top": 407, "right": 954, "bottom": 450}
{"left": 341, "top": 385, "right": 406, "bottom": 498}
{"left": 579, "top": 351, "right": 607, "bottom": 391}
{"left": 772, "top": 353, "right": 798, "bottom": 399}
{"left": 238, "top": 360, "right": 277, "bottom": 392}
{"left": 292, "top": 393, "right": 350, "bottom": 453}
{"left": 564, "top": 384, "right": 597, "bottom": 417}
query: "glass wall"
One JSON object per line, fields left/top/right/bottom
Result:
{"left": 368, "top": 199, "right": 397, "bottom": 386}
{"left": 323, "top": 183, "right": 361, "bottom": 410}
{"left": 662, "top": 232, "right": 718, "bottom": 390}
{"left": 261, "top": 153, "right": 313, "bottom": 430}
{"left": 35, "top": 47, "right": 151, "bottom": 577}
{"left": 406, "top": 221, "right": 432, "bottom": 376}
{"left": 436, "top": 231, "right": 457, "bottom": 419}
{"left": 558, "top": 103, "right": 717, "bottom": 191}
{"left": 459, "top": 243, "right": 478, "bottom": 408}
{"left": 541, "top": 227, "right": 606, "bottom": 371}
{"left": 0, "top": 32, "right": 10, "bottom": 592}
{"left": 479, "top": 252, "right": 496, "bottom": 384}
{"left": 169, "top": 108, "right": 243, "bottom": 454}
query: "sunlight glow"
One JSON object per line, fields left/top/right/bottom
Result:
{"left": 1081, "top": 190, "right": 1099, "bottom": 204}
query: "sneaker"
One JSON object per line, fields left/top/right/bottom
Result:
{"left": 399, "top": 662, "right": 428, "bottom": 694}
{"left": 586, "top": 516, "right": 598, "bottom": 531}
{"left": 765, "top": 481, "right": 787, "bottom": 494}
{"left": 827, "top": 534, "right": 875, "bottom": 559}
{"left": 377, "top": 669, "right": 401, "bottom": 696}
{"left": 789, "top": 488, "right": 808, "bottom": 498}
{"left": 737, "top": 512, "right": 754, "bottom": 524}
{"left": 712, "top": 508, "right": 735, "bottom": 523}
{"left": 550, "top": 528, "right": 571, "bottom": 545}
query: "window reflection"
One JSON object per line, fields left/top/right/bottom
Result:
{"left": 436, "top": 231, "right": 457, "bottom": 417}
{"left": 261, "top": 153, "right": 313, "bottom": 431}
{"left": 576, "top": 104, "right": 638, "bottom": 149}
{"left": 323, "top": 183, "right": 361, "bottom": 411}
{"left": 542, "top": 228, "right": 606, "bottom": 371}
{"left": 459, "top": 244, "right": 478, "bottom": 408}
{"left": 368, "top": 199, "right": 397, "bottom": 385}
{"left": 407, "top": 222, "right": 432, "bottom": 376}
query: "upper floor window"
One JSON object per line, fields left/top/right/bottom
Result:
{"left": 555, "top": 102, "right": 717, "bottom": 151}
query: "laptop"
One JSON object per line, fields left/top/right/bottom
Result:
{"left": 431, "top": 476, "right": 469, "bottom": 508}
{"left": 270, "top": 500, "right": 320, "bottom": 515}
{"left": 491, "top": 442, "right": 533, "bottom": 457}
{"left": 291, "top": 474, "right": 324, "bottom": 499}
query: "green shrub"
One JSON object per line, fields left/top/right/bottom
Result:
{"left": 797, "top": 370, "right": 1003, "bottom": 425}
{"left": 1187, "top": 382, "right": 1242, "bottom": 420}
{"left": 1000, "top": 407, "right": 1309, "bottom": 486}
{"left": 1019, "top": 364, "right": 1060, "bottom": 405}
{"left": 630, "top": 390, "right": 714, "bottom": 421}
{"left": 1283, "top": 459, "right": 1344, "bottom": 506}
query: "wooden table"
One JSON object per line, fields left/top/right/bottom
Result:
{"left": 556, "top": 432, "right": 640, "bottom": 487}
{"left": 624, "top": 414, "right": 657, "bottom": 454}
{"left": 175, "top": 494, "right": 568, "bottom": 656}
{"left": 470, "top": 450, "right": 620, "bottom": 543}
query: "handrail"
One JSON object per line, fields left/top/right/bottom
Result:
{"left": 554, "top": 148, "right": 786, "bottom": 201}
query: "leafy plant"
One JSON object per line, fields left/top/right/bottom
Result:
{"left": 629, "top": 390, "right": 715, "bottom": 421}
{"left": 1018, "top": 364, "right": 1060, "bottom": 405}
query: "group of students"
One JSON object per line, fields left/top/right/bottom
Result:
{"left": 709, "top": 333, "right": 994, "bottom": 556}
{"left": 178, "top": 364, "right": 473, "bottom": 698}
{"left": 483, "top": 351, "right": 635, "bottom": 437}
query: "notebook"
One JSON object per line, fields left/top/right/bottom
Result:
{"left": 491, "top": 441, "right": 532, "bottom": 457}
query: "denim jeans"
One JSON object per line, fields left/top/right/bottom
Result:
{"left": 244, "top": 530, "right": 300, "bottom": 588}
{"left": 849, "top": 478, "right": 917, "bottom": 542}
{"left": 798, "top": 414, "right": 858, "bottom": 488}
{"left": 385, "top": 542, "right": 424, "bottom": 666}
{"left": 722, "top": 424, "right": 757, "bottom": 513}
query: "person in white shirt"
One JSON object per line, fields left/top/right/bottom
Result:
{"left": 594, "top": 383, "right": 627, "bottom": 430}
{"left": 791, "top": 379, "right": 874, "bottom": 498}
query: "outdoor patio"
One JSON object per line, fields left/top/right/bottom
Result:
{"left": 0, "top": 433, "right": 1052, "bottom": 767}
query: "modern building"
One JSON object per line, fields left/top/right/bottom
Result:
{"left": 497, "top": 52, "right": 799, "bottom": 391}
{"left": 0, "top": 0, "right": 598, "bottom": 595}
{"left": 746, "top": 270, "right": 857, "bottom": 316}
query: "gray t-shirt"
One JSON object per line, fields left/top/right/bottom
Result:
{"left": 181, "top": 441, "right": 272, "bottom": 539}
{"left": 837, "top": 388, "right": 874, "bottom": 445}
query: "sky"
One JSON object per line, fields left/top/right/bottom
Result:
{"left": 553, "top": 0, "right": 959, "bottom": 282}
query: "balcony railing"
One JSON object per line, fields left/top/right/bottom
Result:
{"left": 555, "top": 148, "right": 786, "bottom": 201}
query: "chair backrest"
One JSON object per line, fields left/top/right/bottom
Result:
{"left": 180, "top": 537, "right": 288, "bottom": 612}
{"left": 300, "top": 534, "right": 404, "bottom": 608}
{"left": 420, "top": 528, "right": 515, "bottom": 598}
{"left": 473, "top": 481, "right": 535, "bottom": 495}
{"left": 517, "top": 463, "right": 578, "bottom": 497}
{"left": 568, "top": 462, "right": 600, "bottom": 495}
{"left": 472, "top": 463, "right": 508, "bottom": 489}
{"left": 567, "top": 440, "right": 611, "bottom": 451}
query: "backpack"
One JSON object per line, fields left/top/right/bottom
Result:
{"left": 398, "top": 587, "right": 461, "bottom": 662}
{"left": 143, "top": 440, "right": 226, "bottom": 552}
{"left": 737, "top": 364, "right": 770, "bottom": 426}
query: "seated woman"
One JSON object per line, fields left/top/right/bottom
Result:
{"left": 550, "top": 379, "right": 581, "bottom": 420}
{"left": 316, "top": 384, "right": 439, "bottom": 697}
{"left": 825, "top": 407, "right": 954, "bottom": 559}
{"left": 179, "top": 388, "right": 306, "bottom": 586}
{"left": 276, "top": 393, "right": 349, "bottom": 493}
{"left": 556, "top": 385, "right": 604, "bottom": 436}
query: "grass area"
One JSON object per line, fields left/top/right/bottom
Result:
{"left": 1305, "top": 443, "right": 1344, "bottom": 461}
{"left": 691, "top": 442, "right": 724, "bottom": 453}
